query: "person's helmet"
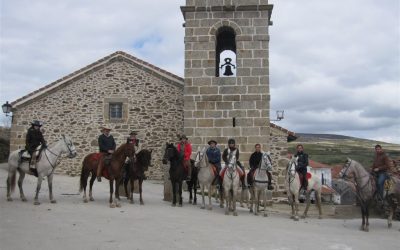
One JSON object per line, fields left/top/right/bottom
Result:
{"left": 228, "top": 138, "right": 235, "bottom": 145}
{"left": 31, "top": 120, "right": 42, "bottom": 127}
{"left": 129, "top": 131, "right": 138, "bottom": 136}
{"left": 179, "top": 134, "right": 188, "bottom": 140}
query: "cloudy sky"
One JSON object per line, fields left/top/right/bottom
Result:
{"left": 0, "top": 0, "right": 399, "bottom": 143}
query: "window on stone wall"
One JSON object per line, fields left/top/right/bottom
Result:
{"left": 109, "top": 103, "right": 123, "bottom": 119}
{"left": 216, "top": 26, "right": 237, "bottom": 77}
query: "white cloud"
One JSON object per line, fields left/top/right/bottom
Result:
{"left": 0, "top": 0, "right": 399, "bottom": 143}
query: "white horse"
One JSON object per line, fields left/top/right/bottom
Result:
{"left": 249, "top": 152, "right": 273, "bottom": 217}
{"left": 222, "top": 155, "right": 241, "bottom": 216}
{"left": 339, "top": 158, "right": 400, "bottom": 231}
{"left": 195, "top": 146, "right": 220, "bottom": 210}
{"left": 6, "top": 135, "right": 77, "bottom": 205}
{"left": 285, "top": 156, "right": 322, "bottom": 220}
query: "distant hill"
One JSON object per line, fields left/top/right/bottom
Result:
{"left": 289, "top": 133, "right": 400, "bottom": 167}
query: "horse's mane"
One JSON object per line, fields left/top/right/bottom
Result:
{"left": 114, "top": 143, "right": 134, "bottom": 157}
{"left": 137, "top": 149, "right": 151, "bottom": 165}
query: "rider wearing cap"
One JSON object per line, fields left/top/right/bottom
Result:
{"left": 206, "top": 139, "right": 222, "bottom": 185}
{"left": 96, "top": 126, "right": 116, "bottom": 182}
{"left": 24, "top": 120, "right": 46, "bottom": 171}
{"left": 177, "top": 134, "right": 192, "bottom": 181}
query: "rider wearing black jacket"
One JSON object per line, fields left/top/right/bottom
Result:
{"left": 294, "top": 144, "right": 309, "bottom": 190}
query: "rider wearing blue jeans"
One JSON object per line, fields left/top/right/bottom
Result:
{"left": 371, "top": 144, "right": 391, "bottom": 200}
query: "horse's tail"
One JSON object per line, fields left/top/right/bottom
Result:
{"left": 79, "top": 161, "right": 85, "bottom": 193}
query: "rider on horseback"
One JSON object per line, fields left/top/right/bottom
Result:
{"left": 96, "top": 126, "right": 116, "bottom": 182}
{"left": 222, "top": 138, "right": 245, "bottom": 186}
{"left": 23, "top": 120, "right": 47, "bottom": 172}
{"left": 294, "top": 144, "right": 308, "bottom": 192}
{"left": 177, "top": 134, "right": 192, "bottom": 181}
{"left": 371, "top": 144, "right": 392, "bottom": 201}
{"left": 248, "top": 144, "right": 274, "bottom": 190}
{"left": 206, "top": 139, "right": 222, "bottom": 187}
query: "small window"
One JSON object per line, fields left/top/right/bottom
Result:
{"left": 109, "top": 103, "right": 122, "bottom": 119}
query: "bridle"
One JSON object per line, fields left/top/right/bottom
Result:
{"left": 44, "top": 136, "right": 76, "bottom": 172}
{"left": 195, "top": 150, "right": 207, "bottom": 168}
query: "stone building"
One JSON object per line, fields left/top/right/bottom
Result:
{"left": 9, "top": 51, "right": 184, "bottom": 178}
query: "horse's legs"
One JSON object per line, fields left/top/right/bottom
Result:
{"left": 302, "top": 191, "right": 311, "bottom": 218}
{"left": 365, "top": 205, "right": 370, "bottom": 232}
{"left": 233, "top": 188, "right": 238, "bottom": 216}
{"left": 115, "top": 178, "right": 121, "bottom": 207}
{"left": 47, "top": 174, "right": 56, "bottom": 203}
{"left": 249, "top": 187, "right": 255, "bottom": 213}
{"left": 187, "top": 180, "right": 193, "bottom": 204}
{"left": 360, "top": 205, "right": 366, "bottom": 231}
{"left": 81, "top": 170, "right": 88, "bottom": 203}
{"left": 224, "top": 189, "right": 230, "bottom": 215}
{"left": 6, "top": 170, "right": 17, "bottom": 202}
{"left": 193, "top": 179, "right": 197, "bottom": 205}
{"left": 129, "top": 178, "right": 134, "bottom": 204}
{"left": 139, "top": 178, "right": 144, "bottom": 205}
{"left": 89, "top": 173, "right": 96, "bottom": 201}
{"left": 315, "top": 190, "right": 322, "bottom": 219}
{"left": 200, "top": 184, "right": 206, "bottom": 209}
{"left": 178, "top": 181, "right": 183, "bottom": 207}
{"left": 109, "top": 180, "right": 115, "bottom": 208}
{"left": 263, "top": 189, "right": 268, "bottom": 217}
{"left": 171, "top": 181, "right": 176, "bottom": 206}
{"left": 17, "top": 169, "right": 27, "bottom": 202}
{"left": 124, "top": 177, "right": 130, "bottom": 201}
{"left": 207, "top": 184, "right": 213, "bottom": 210}
{"left": 34, "top": 175, "right": 44, "bottom": 205}
{"left": 293, "top": 194, "right": 300, "bottom": 221}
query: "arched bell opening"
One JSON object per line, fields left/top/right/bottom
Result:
{"left": 216, "top": 26, "right": 237, "bottom": 77}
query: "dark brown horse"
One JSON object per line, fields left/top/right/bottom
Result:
{"left": 162, "top": 143, "right": 185, "bottom": 207}
{"left": 122, "top": 149, "right": 153, "bottom": 205}
{"left": 79, "top": 143, "right": 135, "bottom": 207}
{"left": 186, "top": 159, "right": 198, "bottom": 205}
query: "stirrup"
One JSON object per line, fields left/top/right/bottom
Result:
{"left": 97, "top": 176, "right": 102, "bottom": 182}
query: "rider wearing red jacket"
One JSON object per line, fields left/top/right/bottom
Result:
{"left": 177, "top": 135, "right": 192, "bottom": 181}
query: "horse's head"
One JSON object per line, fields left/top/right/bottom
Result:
{"left": 287, "top": 156, "right": 298, "bottom": 175}
{"left": 61, "top": 135, "right": 77, "bottom": 158}
{"left": 124, "top": 142, "right": 136, "bottom": 158}
{"left": 261, "top": 152, "right": 273, "bottom": 171}
{"left": 162, "top": 143, "right": 176, "bottom": 164}
{"left": 194, "top": 146, "right": 207, "bottom": 168}
{"left": 339, "top": 158, "right": 355, "bottom": 179}
{"left": 137, "top": 149, "right": 152, "bottom": 171}
{"left": 227, "top": 155, "right": 237, "bottom": 170}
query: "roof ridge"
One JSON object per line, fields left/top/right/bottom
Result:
{"left": 11, "top": 51, "right": 183, "bottom": 106}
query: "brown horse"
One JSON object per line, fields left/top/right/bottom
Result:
{"left": 79, "top": 143, "right": 135, "bottom": 207}
{"left": 122, "top": 149, "right": 153, "bottom": 205}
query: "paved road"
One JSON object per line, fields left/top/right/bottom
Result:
{"left": 0, "top": 164, "right": 399, "bottom": 250}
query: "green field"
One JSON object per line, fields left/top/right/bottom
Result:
{"left": 288, "top": 134, "right": 400, "bottom": 167}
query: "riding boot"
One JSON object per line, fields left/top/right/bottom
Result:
{"left": 267, "top": 171, "right": 274, "bottom": 190}
{"left": 303, "top": 178, "right": 308, "bottom": 191}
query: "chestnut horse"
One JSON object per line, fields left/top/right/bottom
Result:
{"left": 79, "top": 142, "right": 135, "bottom": 207}
{"left": 122, "top": 149, "right": 153, "bottom": 205}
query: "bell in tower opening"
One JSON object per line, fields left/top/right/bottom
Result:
{"left": 216, "top": 27, "right": 236, "bottom": 77}
{"left": 219, "top": 51, "right": 236, "bottom": 77}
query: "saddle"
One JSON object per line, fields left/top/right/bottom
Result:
{"left": 220, "top": 166, "right": 244, "bottom": 180}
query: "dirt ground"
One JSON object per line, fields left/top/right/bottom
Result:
{"left": 0, "top": 164, "right": 399, "bottom": 250}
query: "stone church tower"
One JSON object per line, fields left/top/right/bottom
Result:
{"left": 181, "top": 0, "right": 273, "bottom": 162}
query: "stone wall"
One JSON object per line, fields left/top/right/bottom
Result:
{"left": 181, "top": 0, "right": 273, "bottom": 165}
{"left": 10, "top": 55, "right": 183, "bottom": 179}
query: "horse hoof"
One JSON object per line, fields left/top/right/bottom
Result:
{"left": 207, "top": 206, "right": 212, "bottom": 211}
{"left": 193, "top": 201, "right": 197, "bottom": 205}
{"left": 189, "top": 200, "right": 192, "bottom": 204}
{"left": 178, "top": 203, "right": 182, "bottom": 207}
{"left": 200, "top": 206, "right": 205, "bottom": 209}
{"left": 116, "top": 203, "right": 121, "bottom": 208}
{"left": 254, "top": 213, "right": 258, "bottom": 216}
{"left": 365, "top": 228, "right": 369, "bottom": 232}
{"left": 140, "top": 201, "right": 144, "bottom": 205}
{"left": 21, "top": 198, "right": 27, "bottom": 202}
{"left": 233, "top": 212, "right": 238, "bottom": 216}
{"left": 7, "top": 197, "right": 13, "bottom": 202}
{"left": 89, "top": 197, "right": 94, "bottom": 202}
{"left": 388, "top": 223, "right": 392, "bottom": 228}
{"left": 263, "top": 213, "right": 268, "bottom": 217}
{"left": 220, "top": 205, "right": 224, "bottom": 208}
{"left": 83, "top": 199, "right": 88, "bottom": 203}
{"left": 172, "top": 203, "right": 176, "bottom": 207}
{"left": 34, "top": 201, "right": 40, "bottom": 205}
{"left": 301, "top": 215, "right": 306, "bottom": 219}
{"left": 50, "top": 200, "right": 57, "bottom": 204}
{"left": 290, "top": 215, "right": 294, "bottom": 219}
{"left": 130, "top": 200, "right": 134, "bottom": 204}
{"left": 110, "top": 203, "right": 116, "bottom": 208}
{"left": 294, "top": 216, "right": 299, "bottom": 221}
{"left": 240, "top": 204, "right": 244, "bottom": 208}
